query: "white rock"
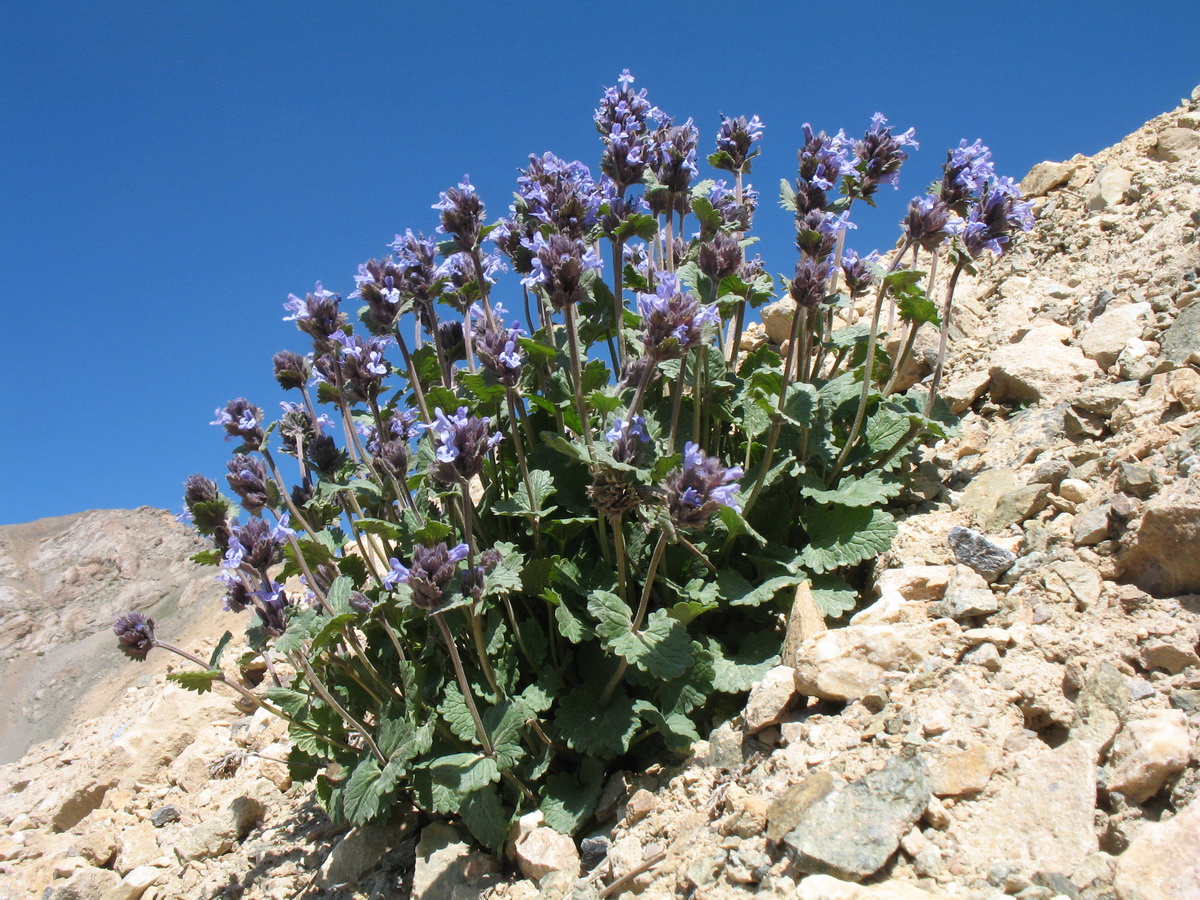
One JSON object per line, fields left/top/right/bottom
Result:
{"left": 874, "top": 566, "right": 953, "bottom": 602}
{"left": 1104, "top": 710, "right": 1191, "bottom": 804}
{"left": 109, "top": 865, "right": 161, "bottom": 900}
{"left": 1113, "top": 794, "right": 1200, "bottom": 899}
{"left": 744, "top": 666, "right": 799, "bottom": 733}
{"left": 989, "top": 326, "right": 1101, "bottom": 405}
{"left": 1155, "top": 127, "right": 1200, "bottom": 162}
{"left": 1080, "top": 302, "right": 1152, "bottom": 369}
{"left": 1085, "top": 165, "right": 1133, "bottom": 210}
{"left": 792, "top": 621, "right": 957, "bottom": 701}
{"left": 1021, "top": 160, "right": 1079, "bottom": 197}
{"left": 514, "top": 826, "right": 580, "bottom": 881}
{"left": 1058, "top": 478, "right": 1092, "bottom": 503}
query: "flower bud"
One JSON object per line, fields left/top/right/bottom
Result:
{"left": 113, "top": 612, "right": 155, "bottom": 660}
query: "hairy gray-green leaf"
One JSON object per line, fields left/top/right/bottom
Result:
{"left": 556, "top": 686, "right": 639, "bottom": 756}
{"left": 588, "top": 592, "right": 692, "bottom": 679}
{"left": 798, "top": 506, "right": 897, "bottom": 574}
{"left": 800, "top": 471, "right": 903, "bottom": 507}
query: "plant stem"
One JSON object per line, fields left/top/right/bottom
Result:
{"left": 611, "top": 238, "right": 627, "bottom": 372}
{"left": 292, "top": 652, "right": 387, "bottom": 765}
{"left": 433, "top": 612, "right": 493, "bottom": 757}
{"left": 598, "top": 531, "right": 668, "bottom": 707}
{"left": 830, "top": 241, "right": 912, "bottom": 482}
{"left": 392, "top": 328, "right": 431, "bottom": 423}
{"left": 507, "top": 389, "right": 542, "bottom": 553}
{"left": 562, "top": 303, "right": 597, "bottom": 463}
{"left": 925, "top": 258, "right": 967, "bottom": 417}
{"left": 459, "top": 480, "right": 503, "bottom": 697}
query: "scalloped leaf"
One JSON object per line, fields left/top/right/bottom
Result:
{"left": 555, "top": 685, "right": 639, "bottom": 756}
{"left": 799, "top": 471, "right": 903, "bottom": 508}
{"left": 460, "top": 785, "right": 511, "bottom": 853}
{"left": 343, "top": 757, "right": 383, "bottom": 825}
{"left": 809, "top": 574, "right": 859, "bottom": 619}
{"left": 798, "top": 506, "right": 897, "bottom": 574}
{"left": 541, "top": 770, "right": 603, "bottom": 836}
{"left": 588, "top": 591, "right": 692, "bottom": 680}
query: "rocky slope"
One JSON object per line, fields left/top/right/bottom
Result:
{"left": 2, "top": 86, "right": 1199, "bottom": 900}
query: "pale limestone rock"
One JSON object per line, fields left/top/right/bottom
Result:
{"left": 413, "top": 822, "right": 479, "bottom": 900}
{"left": 1080, "top": 302, "right": 1152, "bottom": 369}
{"left": 850, "top": 592, "right": 918, "bottom": 626}
{"left": 989, "top": 326, "right": 1101, "bottom": 405}
{"left": 1104, "top": 710, "right": 1191, "bottom": 803}
{"left": 1155, "top": 127, "right": 1200, "bottom": 162}
{"left": 792, "top": 621, "right": 957, "bottom": 702}
{"left": 954, "top": 741, "right": 1097, "bottom": 874}
{"left": 1113, "top": 794, "right": 1200, "bottom": 900}
{"left": 113, "top": 821, "right": 160, "bottom": 876}
{"left": 514, "top": 826, "right": 580, "bottom": 881}
{"left": 1119, "top": 472, "right": 1200, "bottom": 595}
{"left": 874, "top": 566, "right": 953, "bottom": 602}
{"left": 761, "top": 298, "right": 795, "bottom": 345}
{"left": 109, "top": 865, "right": 161, "bottom": 900}
{"left": 1058, "top": 478, "right": 1092, "bottom": 503}
{"left": 744, "top": 666, "right": 799, "bottom": 733}
{"left": 1021, "top": 160, "right": 1079, "bottom": 197}
{"left": 927, "top": 741, "right": 1000, "bottom": 796}
{"left": 1085, "top": 165, "right": 1134, "bottom": 210}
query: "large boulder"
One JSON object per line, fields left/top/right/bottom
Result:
{"left": 989, "top": 326, "right": 1101, "bottom": 405}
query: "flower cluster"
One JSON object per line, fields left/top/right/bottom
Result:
{"left": 384, "top": 542, "right": 469, "bottom": 610}
{"left": 424, "top": 407, "right": 502, "bottom": 484}
{"left": 636, "top": 272, "right": 719, "bottom": 361}
{"left": 661, "top": 442, "right": 743, "bottom": 530}
{"left": 113, "top": 612, "right": 155, "bottom": 660}
{"left": 211, "top": 398, "right": 264, "bottom": 449}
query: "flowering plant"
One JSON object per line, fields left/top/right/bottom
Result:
{"left": 117, "top": 71, "right": 1031, "bottom": 849}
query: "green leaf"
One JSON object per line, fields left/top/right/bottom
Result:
{"left": 556, "top": 685, "right": 640, "bottom": 756}
{"left": 413, "top": 518, "right": 454, "bottom": 547}
{"left": 587, "top": 591, "right": 692, "bottom": 680}
{"left": 706, "top": 632, "right": 781, "bottom": 693}
{"left": 440, "top": 682, "right": 479, "bottom": 743}
{"left": 718, "top": 569, "right": 806, "bottom": 608}
{"left": 553, "top": 599, "right": 589, "bottom": 644}
{"left": 431, "top": 753, "right": 501, "bottom": 795}
{"left": 483, "top": 700, "right": 529, "bottom": 770}
{"left": 541, "top": 771, "right": 603, "bottom": 836}
{"left": 207, "top": 631, "right": 233, "bottom": 669}
{"left": 898, "top": 288, "right": 940, "bottom": 327}
{"left": 798, "top": 506, "right": 897, "bottom": 574}
{"left": 809, "top": 574, "right": 859, "bottom": 619}
{"left": 632, "top": 699, "right": 700, "bottom": 753}
{"left": 167, "top": 669, "right": 222, "bottom": 694}
{"left": 779, "top": 178, "right": 797, "bottom": 212}
{"left": 266, "top": 686, "right": 312, "bottom": 718}
{"left": 483, "top": 541, "right": 525, "bottom": 598}
{"left": 270, "top": 607, "right": 322, "bottom": 654}
{"left": 378, "top": 713, "right": 433, "bottom": 764}
{"left": 190, "top": 548, "right": 223, "bottom": 566}
{"left": 800, "top": 470, "right": 904, "bottom": 507}
{"left": 356, "top": 517, "right": 403, "bottom": 541}
{"left": 460, "top": 786, "right": 511, "bottom": 852}
{"left": 343, "top": 757, "right": 383, "bottom": 825}
{"left": 492, "top": 469, "right": 556, "bottom": 517}
{"left": 883, "top": 269, "right": 925, "bottom": 290}
{"left": 459, "top": 372, "right": 508, "bottom": 404}
{"left": 782, "top": 382, "right": 819, "bottom": 428}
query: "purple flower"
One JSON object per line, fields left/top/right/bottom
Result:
{"left": 604, "top": 415, "right": 649, "bottom": 464}
{"left": 595, "top": 69, "right": 658, "bottom": 138}
{"left": 902, "top": 194, "right": 956, "bottom": 252}
{"left": 848, "top": 113, "right": 919, "bottom": 200}
{"left": 222, "top": 517, "right": 286, "bottom": 573}
{"left": 283, "top": 282, "right": 346, "bottom": 352}
{"left": 636, "top": 272, "right": 719, "bottom": 360}
{"left": 226, "top": 454, "right": 270, "bottom": 514}
{"left": 422, "top": 407, "right": 502, "bottom": 484}
{"left": 522, "top": 232, "right": 602, "bottom": 309}
{"left": 516, "top": 153, "right": 602, "bottom": 238}
{"left": 211, "top": 398, "right": 265, "bottom": 449}
{"left": 941, "top": 139, "right": 995, "bottom": 209}
{"left": 476, "top": 317, "right": 526, "bottom": 387}
{"left": 698, "top": 232, "right": 744, "bottom": 282}
{"left": 839, "top": 250, "right": 879, "bottom": 299}
{"left": 113, "top": 612, "right": 155, "bottom": 660}
{"left": 661, "top": 442, "right": 743, "bottom": 530}
{"left": 272, "top": 351, "right": 310, "bottom": 391}
{"left": 251, "top": 581, "right": 289, "bottom": 636}
{"left": 433, "top": 176, "right": 485, "bottom": 252}
{"left": 959, "top": 178, "right": 1034, "bottom": 258}
{"left": 385, "top": 542, "right": 470, "bottom": 610}
{"left": 712, "top": 114, "right": 765, "bottom": 174}
{"left": 389, "top": 230, "right": 443, "bottom": 331}
{"left": 795, "top": 124, "right": 855, "bottom": 214}
{"left": 796, "top": 209, "right": 855, "bottom": 260}
{"left": 789, "top": 255, "right": 834, "bottom": 309}
{"left": 646, "top": 118, "right": 699, "bottom": 215}
{"left": 353, "top": 257, "right": 410, "bottom": 334}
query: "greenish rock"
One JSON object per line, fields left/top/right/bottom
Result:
{"left": 782, "top": 754, "right": 930, "bottom": 881}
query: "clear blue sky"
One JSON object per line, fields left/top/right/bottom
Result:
{"left": 2, "top": 1, "right": 1197, "bottom": 525}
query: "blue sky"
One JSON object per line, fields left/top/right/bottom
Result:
{"left": 2, "top": 1, "right": 1198, "bottom": 526}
